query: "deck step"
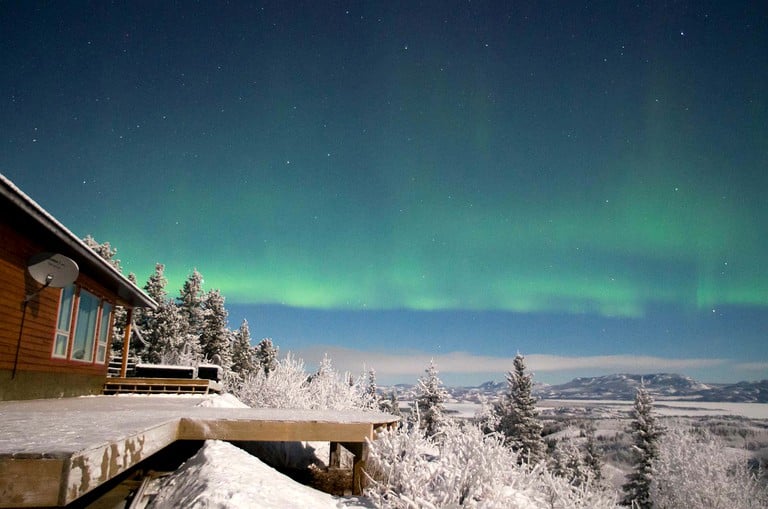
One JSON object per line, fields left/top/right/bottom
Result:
{"left": 103, "top": 377, "right": 222, "bottom": 395}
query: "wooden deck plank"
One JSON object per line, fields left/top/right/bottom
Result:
{"left": 177, "top": 417, "right": 375, "bottom": 442}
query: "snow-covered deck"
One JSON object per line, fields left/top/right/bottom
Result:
{"left": 0, "top": 395, "right": 398, "bottom": 507}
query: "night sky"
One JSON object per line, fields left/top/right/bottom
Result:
{"left": 2, "top": 1, "right": 766, "bottom": 384}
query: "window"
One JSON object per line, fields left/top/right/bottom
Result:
{"left": 96, "top": 302, "right": 112, "bottom": 363}
{"left": 53, "top": 285, "right": 113, "bottom": 364}
{"left": 53, "top": 285, "right": 75, "bottom": 358}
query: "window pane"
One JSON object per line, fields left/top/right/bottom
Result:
{"left": 96, "top": 302, "right": 112, "bottom": 363}
{"left": 53, "top": 333, "right": 68, "bottom": 357}
{"left": 71, "top": 290, "right": 99, "bottom": 362}
{"left": 97, "top": 345, "right": 107, "bottom": 363}
{"left": 53, "top": 285, "right": 75, "bottom": 358}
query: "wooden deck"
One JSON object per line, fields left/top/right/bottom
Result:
{"left": 0, "top": 395, "right": 398, "bottom": 507}
{"left": 103, "top": 377, "right": 222, "bottom": 395}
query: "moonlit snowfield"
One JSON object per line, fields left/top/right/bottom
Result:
{"left": 443, "top": 400, "right": 768, "bottom": 420}
{"left": 1, "top": 2, "right": 767, "bottom": 385}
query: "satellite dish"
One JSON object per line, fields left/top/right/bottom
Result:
{"left": 27, "top": 252, "right": 79, "bottom": 288}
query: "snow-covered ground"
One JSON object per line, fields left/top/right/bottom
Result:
{"left": 442, "top": 399, "right": 768, "bottom": 419}
{"left": 149, "top": 440, "right": 373, "bottom": 509}
{"left": 145, "top": 393, "right": 376, "bottom": 508}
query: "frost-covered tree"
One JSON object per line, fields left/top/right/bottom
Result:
{"left": 495, "top": 353, "right": 545, "bottom": 465}
{"left": 232, "top": 352, "right": 369, "bottom": 411}
{"left": 414, "top": 359, "right": 447, "bottom": 437}
{"left": 254, "top": 337, "right": 278, "bottom": 377}
{"left": 83, "top": 235, "right": 122, "bottom": 272}
{"left": 551, "top": 435, "right": 589, "bottom": 487}
{"left": 651, "top": 426, "right": 768, "bottom": 509}
{"left": 366, "top": 421, "right": 619, "bottom": 509}
{"left": 583, "top": 421, "right": 605, "bottom": 487}
{"left": 379, "top": 390, "right": 402, "bottom": 418}
{"left": 584, "top": 421, "right": 604, "bottom": 487}
{"left": 199, "top": 289, "right": 231, "bottom": 367}
{"left": 366, "top": 367, "right": 378, "bottom": 407}
{"left": 134, "top": 264, "right": 189, "bottom": 363}
{"left": 144, "top": 298, "right": 188, "bottom": 364}
{"left": 230, "top": 319, "right": 256, "bottom": 377}
{"left": 178, "top": 269, "right": 205, "bottom": 340}
{"left": 621, "top": 381, "right": 663, "bottom": 508}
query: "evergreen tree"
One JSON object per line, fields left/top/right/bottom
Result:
{"left": 551, "top": 436, "right": 589, "bottom": 487}
{"left": 414, "top": 359, "right": 447, "bottom": 437}
{"left": 583, "top": 421, "right": 605, "bottom": 486}
{"left": 366, "top": 367, "right": 378, "bottom": 407}
{"left": 495, "top": 353, "right": 545, "bottom": 465}
{"left": 230, "top": 319, "right": 256, "bottom": 376}
{"left": 83, "top": 235, "right": 122, "bottom": 272}
{"left": 199, "top": 289, "right": 231, "bottom": 367}
{"left": 144, "top": 298, "right": 187, "bottom": 364}
{"left": 144, "top": 263, "right": 168, "bottom": 302}
{"left": 621, "top": 381, "right": 663, "bottom": 508}
{"left": 136, "top": 264, "right": 188, "bottom": 363}
{"left": 179, "top": 269, "right": 205, "bottom": 339}
{"left": 254, "top": 337, "right": 278, "bottom": 377}
{"left": 381, "top": 391, "right": 402, "bottom": 419}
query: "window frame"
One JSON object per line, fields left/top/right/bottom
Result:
{"left": 52, "top": 284, "right": 115, "bottom": 365}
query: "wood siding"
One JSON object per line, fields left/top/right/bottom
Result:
{"left": 0, "top": 221, "right": 119, "bottom": 390}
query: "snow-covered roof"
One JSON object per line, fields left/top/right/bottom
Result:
{"left": 0, "top": 173, "right": 156, "bottom": 309}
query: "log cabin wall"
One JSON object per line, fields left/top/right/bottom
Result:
{"left": 0, "top": 221, "right": 119, "bottom": 400}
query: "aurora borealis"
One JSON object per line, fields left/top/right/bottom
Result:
{"left": 1, "top": 1, "right": 766, "bottom": 384}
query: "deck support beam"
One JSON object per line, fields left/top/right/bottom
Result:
{"left": 119, "top": 308, "right": 133, "bottom": 378}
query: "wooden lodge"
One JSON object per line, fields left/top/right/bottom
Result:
{"left": 0, "top": 173, "right": 158, "bottom": 400}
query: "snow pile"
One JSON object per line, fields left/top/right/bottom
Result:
{"left": 149, "top": 440, "right": 370, "bottom": 509}
{"left": 195, "top": 393, "right": 250, "bottom": 408}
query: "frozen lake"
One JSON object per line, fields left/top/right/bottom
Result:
{"left": 441, "top": 400, "right": 768, "bottom": 420}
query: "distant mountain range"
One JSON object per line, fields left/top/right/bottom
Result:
{"left": 533, "top": 373, "right": 768, "bottom": 402}
{"left": 393, "top": 373, "right": 768, "bottom": 403}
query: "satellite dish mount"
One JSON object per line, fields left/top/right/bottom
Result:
{"left": 25, "top": 252, "right": 79, "bottom": 302}
{"left": 13, "top": 253, "right": 80, "bottom": 379}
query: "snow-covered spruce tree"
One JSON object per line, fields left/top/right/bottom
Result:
{"left": 366, "top": 367, "right": 379, "bottom": 408}
{"left": 378, "top": 390, "right": 402, "bottom": 419}
{"left": 551, "top": 433, "right": 589, "bottom": 487}
{"left": 83, "top": 235, "right": 123, "bottom": 271}
{"left": 583, "top": 420, "right": 605, "bottom": 487}
{"left": 254, "top": 337, "right": 278, "bottom": 377}
{"left": 230, "top": 319, "right": 256, "bottom": 377}
{"left": 133, "top": 264, "right": 189, "bottom": 364}
{"left": 178, "top": 269, "right": 205, "bottom": 340}
{"left": 199, "top": 289, "right": 232, "bottom": 367}
{"left": 495, "top": 353, "right": 545, "bottom": 465}
{"left": 621, "top": 381, "right": 663, "bottom": 508}
{"left": 413, "top": 359, "right": 448, "bottom": 437}
{"left": 650, "top": 426, "right": 768, "bottom": 509}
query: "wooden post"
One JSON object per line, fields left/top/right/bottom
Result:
{"left": 329, "top": 441, "right": 341, "bottom": 468}
{"left": 120, "top": 308, "right": 133, "bottom": 378}
{"left": 340, "top": 442, "right": 368, "bottom": 495}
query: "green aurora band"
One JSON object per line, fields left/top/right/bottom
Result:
{"left": 122, "top": 146, "right": 766, "bottom": 319}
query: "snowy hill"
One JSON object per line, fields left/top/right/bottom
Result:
{"left": 536, "top": 373, "right": 713, "bottom": 400}
{"left": 392, "top": 374, "right": 768, "bottom": 403}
